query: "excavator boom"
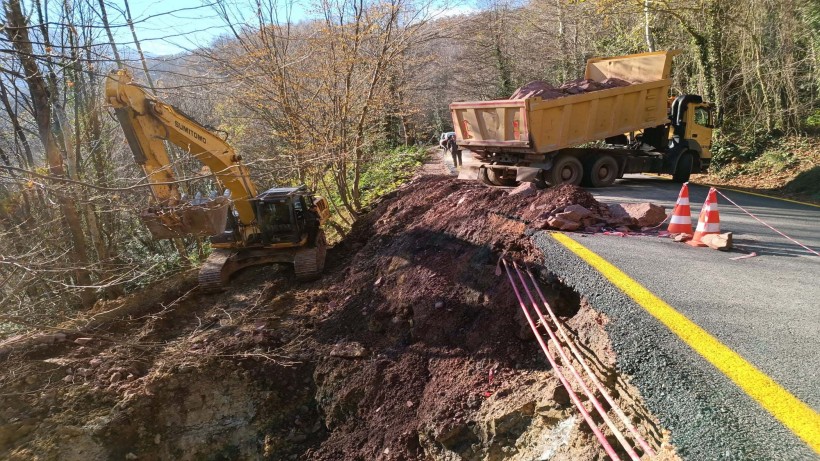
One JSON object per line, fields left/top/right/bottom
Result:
{"left": 105, "top": 69, "right": 258, "bottom": 239}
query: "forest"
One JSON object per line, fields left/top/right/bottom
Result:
{"left": 1, "top": 0, "right": 818, "bottom": 330}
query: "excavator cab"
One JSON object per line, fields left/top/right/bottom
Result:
{"left": 254, "top": 186, "right": 314, "bottom": 246}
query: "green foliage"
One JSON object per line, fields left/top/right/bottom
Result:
{"left": 709, "top": 129, "right": 778, "bottom": 171}
{"left": 744, "top": 149, "right": 800, "bottom": 174}
{"left": 358, "top": 146, "right": 428, "bottom": 207}
{"left": 119, "top": 237, "right": 193, "bottom": 291}
{"left": 807, "top": 110, "right": 820, "bottom": 128}
{"left": 317, "top": 145, "right": 428, "bottom": 242}
{"left": 710, "top": 131, "right": 803, "bottom": 179}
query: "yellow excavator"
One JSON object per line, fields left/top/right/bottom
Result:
{"left": 105, "top": 69, "right": 330, "bottom": 289}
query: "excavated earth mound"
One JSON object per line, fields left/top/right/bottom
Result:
{"left": 0, "top": 176, "right": 672, "bottom": 461}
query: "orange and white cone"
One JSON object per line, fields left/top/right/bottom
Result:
{"left": 668, "top": 183, "right": 693, "bottom": 235}
{"left": 687, "top": 188, "right": 721, "bottom": 247}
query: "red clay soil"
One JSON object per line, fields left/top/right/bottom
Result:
{"left": 294, "top": 176, "right": 661, "bottom": 460}
{"left": 0, "top": 175, "right": 669, "bottom": 461}
{"left": 510, "top": 78, "right": 630, "bottom": 100}
{"left": 509, "top": 184, "right": 610, "bottom": 222}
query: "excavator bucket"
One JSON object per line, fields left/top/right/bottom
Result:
{"left": 141, "top": 196, "right": 230, "bottom": 240}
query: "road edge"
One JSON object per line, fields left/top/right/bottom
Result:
{"left": 549, "top": 232, "right": 820, "bottom": 455}
{"left": 532, "top": 230, "right": 819, "bottom": 460}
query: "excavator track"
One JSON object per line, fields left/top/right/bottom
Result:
{"left": 293, "top": 231, "right": 327, "bottom": 282}
{"left": 198, "top": 249, "right": 234, "bottom": 291}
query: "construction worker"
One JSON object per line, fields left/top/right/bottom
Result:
{"left": 446, "top": 134, "right": 462, "bottom": 167}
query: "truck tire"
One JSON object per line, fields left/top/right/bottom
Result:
{"left": 487, "top": 168, "right": 519, "bottom": 187}
{"left": 582, "top": 155, "right": 618, "bottom": 188}
{"left": 533, "top": 171, "right": 548, "bottom": 189}
{"left": 673, "top": 152, "right": 694, "bottom": 183}
{"left": 548, "top": 156, "right": 583, "bottom": 186}
{"left": 478, "top": 167, "right": 492, "bottom": 186}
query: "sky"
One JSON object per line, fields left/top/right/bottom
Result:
{"left": 111, "top": 0, "right": 243, "bottom": 56}
{"left": 114, "top": 0, "right": 479, "bottom": 56}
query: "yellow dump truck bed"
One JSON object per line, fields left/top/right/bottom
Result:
{"left": 450, "top": 51, "right": 679, "bottom": 155}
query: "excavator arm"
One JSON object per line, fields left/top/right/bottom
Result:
{"left": 107, "top": 69, "right": 331, "bottom": 287}
{"left": 105, "top": 69, "right": 258, "bottom": 234}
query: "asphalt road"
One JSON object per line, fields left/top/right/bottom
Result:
{"left": 533, "top": 175, "right": 820, "bottom": 460}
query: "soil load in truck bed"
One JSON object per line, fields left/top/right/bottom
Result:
{"left": 510, "top": 78, "right": 631, "bottom": 100}
{"left": 0, "top": 175, "right": 676, "bottom": 461}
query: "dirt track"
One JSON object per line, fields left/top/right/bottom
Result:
{"left": 0, "top": 153, "right": 674, "bottom": 460}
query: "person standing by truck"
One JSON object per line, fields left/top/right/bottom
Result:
{"left": 446, "top": 134, "right": 462, "bottom": 167}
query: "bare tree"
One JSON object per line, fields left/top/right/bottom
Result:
{"left": 4, "top": 0, "right": 94, "bottom": 306}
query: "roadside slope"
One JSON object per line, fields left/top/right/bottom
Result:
{"left": 0, "top": 168, "right": 672, "bottom": 460}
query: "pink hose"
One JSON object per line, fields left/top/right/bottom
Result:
{"left": 511, "top": 262, "right": 641, "bottom": 461}
{"left": 524, "top": 267, "right": 656, "bottom": 456}
{"left": 501, "top": 259, "right": 622, "bottom": 461}
{"left": 714, "top": 188, "right": 820, "bottom": 257}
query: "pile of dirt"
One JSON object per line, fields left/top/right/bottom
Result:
{"left": 507, "top": 183, "right": 667, "bottom": 233}
{"left": 0, "top": 174, "right": 671, "bottom": 460}
{"left": 510, "top": 78, "right": 630, "bottom": 101}
{"left": 510, "top": 184, "right": 609, "bottom": 221}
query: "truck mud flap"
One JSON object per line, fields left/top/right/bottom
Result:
{"left": 515, "top": 167, "right": 542, "bottom": 182}
{"left": 141, "top": 196, "right": 230, "bottom": 239}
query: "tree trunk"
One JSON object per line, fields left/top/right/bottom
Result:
{"left": 644, "top": 0, "right": 656, "bottom": 52}
{"left": 123, "top": 0, "right": 156, "bottom": 90}
{"left": 0, "top": 78, "right": 35, "bottom": 168}
{"left": 555, "top": 0, "right": 570, "bottom": 81}
{"left": 96, "top": 0, "right": 123, "bottom": 66}
{"left": 4, "top": 0, "right": 95, "bottom": 306}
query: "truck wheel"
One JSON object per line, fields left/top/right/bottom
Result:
{"left": 487, "top": 168, "right": 519, "bottom": 187}
{"left": 548, "top": 156, "right": 583, "bottom": 186}
{"left": 479, "top": 167, "right": 494, "bottom": 186}
{"left": 673, "top": 152, "right": 693, "bottom": 183}
{"left": 533, "top": 171, "right": 548, "bottom": 189}
{"left": 582, "top": 155, "right": 618, "bottom": 188}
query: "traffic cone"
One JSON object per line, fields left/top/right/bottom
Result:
{"left": 687, "top": 188, "right": 721, "bottom": 247}
{"left": 667, "top": 183, "right": 693, "bottom": 235}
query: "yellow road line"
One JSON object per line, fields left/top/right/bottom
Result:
{"left": 550, "top": 232, "right": 820, "bottom": 453}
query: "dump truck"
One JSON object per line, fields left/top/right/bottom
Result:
{"left": 450, "top": 50, "right": 714, "bottom": 187}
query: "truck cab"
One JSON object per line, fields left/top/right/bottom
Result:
{"left": 666, "top": 94, "right": 714, "bottom": 175}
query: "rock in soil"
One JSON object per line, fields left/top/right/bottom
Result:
{"left": 509, "top": 182, "right": 539, "bottom": 197}
{"left": 701, "top": 232, "right": 733, "bottom": 251}
{"left": 608, "top": 202, "right": 668, "bottom": 227}
{"left": 329, "top": 341, "right": 368, "bottom": 359}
